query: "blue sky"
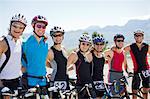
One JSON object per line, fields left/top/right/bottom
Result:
{"left": 0, "top": 0, "right": 150, "bottom": 36}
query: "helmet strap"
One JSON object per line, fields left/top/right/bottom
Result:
{"left": 80, "top": 50, "right": 88, "bottom": 54}
{"left": 94, "top": 48, "right": 103, "bottom": 53}
{"left": 93, "top": 49, "right": 103, "bottom": 58}
{"left": 33, "top": 24, "right": 43, "bottom": 38}
{"left": 136, "top": 41, "right": 142, "bottom": 44}
{"left": 33, "top": 31, "right": 43, "bottom": 38}
{"left": 116, "top": 45, "right": 122, "bottom": 49}
{"left": 9, "top": 26, "right": 20, "bottom": 40}
{"left": 54, "top": 42, "right": 61, "bottom": 45}
{"left": 79, "top": 48, "right": 89, "bottom": 53}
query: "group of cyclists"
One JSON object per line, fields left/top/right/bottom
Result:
{"left": 0, "top": 13, "right": 150, "bottom": 99}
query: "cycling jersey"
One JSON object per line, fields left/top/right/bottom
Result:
{"left": 110, "top": 50, "right": 124, "bottom": 72}
{"left": 130, "top": 43, "right": 149, "bottom": 72}
{"left": 0, "top": 35, "right": 22, "bottom": 79}
{"left": 75, "top": 51, "right": 93, "bottom": 85}
{"left": 51, "top": 46, "right": 68, "bottom": 81}
{"left": 22, "top": 35, "right": 48, "bottom": 86}
{"left": 109, "top": 50, "right": 124, "bottom": 82}
{"left": 92, "top": 51, "right": 105, "bottom": 97}
{"left": 92, "top": 52, "right": 105, "bottom": 81}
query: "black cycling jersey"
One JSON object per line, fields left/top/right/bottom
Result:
{"left": 130, "top": 43, "right": 149, "bottom": 72}
{"left": 75, "top": 51, "right": 93, "bottom": 85}
{"left": 92, "top": 52, "right": 105, "bottom": 81}
{"left": 51, "top": 46, "right": 68, "bottom": 81}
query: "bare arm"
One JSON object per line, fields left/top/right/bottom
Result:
{"left": 46, "top": 49, "right": 54, "bottom": 68}
{"left": 148, "top": 45, "right": 150, "bottom": 54}
{"left": 123, "top": 51, "right": 128, "bottom": 72}
{"left": 104, "top": 49, "right": 113, "bottom": 64}
{"left": 67, "top": 52, "right": 78, "bottom": 72}
{"left": 0, "top": 39, "right": 8, "bottom": 59}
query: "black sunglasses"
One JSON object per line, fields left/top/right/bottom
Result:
{"left": 95, "top": 43, "right": 104, "bottom": 45}
{"left": 134, "top": 34, "right": 143, "bottom": 37}
{"left": 116, "top": 40, "right": 124, "bottom": 42}
{"left": 53, "top": 34, "right": 63, "bottom": 37}
{"left": 36, "top": 24, "right": 46, "bottom": 29}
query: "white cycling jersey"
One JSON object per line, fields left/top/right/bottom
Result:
{"left": 0, "top": 35, "right": 22, "bottom": 79}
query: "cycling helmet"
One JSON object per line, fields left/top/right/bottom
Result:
{"left": 11, "top": 13, "right": 27, "bottom": 26}
{"left": 50, "top": 26, "right": 65, "bottom": 36}
{"left": 134, "top": 29, "right": 144, "bottom": 35}
{"left": 79, "top": 32, "right": 92, "bottom": 43}
{"left": 31, "top": 15, "right": 48, "bottom": 26}
{"left": 92, "top": 32, "right": 105, "bottom": 44}
{"left": 114, "top": 34, "right": 125, "bottom": 41}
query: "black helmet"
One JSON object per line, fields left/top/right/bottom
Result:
{"left": 114, "top": 34, "right": 125, "bottom": 41}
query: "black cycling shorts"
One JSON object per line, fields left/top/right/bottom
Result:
{"left": 95, "top": 90, "right": 104, "bottom": 97}
{"left": 132, "top": 73, "right": 150, "bottom": 90}
{"left": 76, "top": 84, "right": 96, "bottom": 99}
{"left": 2, "top": 78, "right": 20, "bottom": 90}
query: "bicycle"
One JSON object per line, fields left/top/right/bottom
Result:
{"left": 1, "top": 85, "right": 49, "bottom": 99}
{"left": 76, "top": 83, "right": 96, "bottom": 99}
{"left": 130, "top": 70, "right": 150, "bottom": 99}
{"left": 102, "top": 75, "right": 144, "bottom": 99}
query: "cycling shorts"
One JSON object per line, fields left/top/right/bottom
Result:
{"left": 1, "top": 78, "right": 20, "bottom": 90}
{"left": 132, "top": 73, "right": 150, "bottom": 90}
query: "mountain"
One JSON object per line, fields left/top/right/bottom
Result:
{"left": 23, "top": 18, "right": 150, "bottom": 49}
{"left": 63, "top": 18, "right": 150, "bottom": 49}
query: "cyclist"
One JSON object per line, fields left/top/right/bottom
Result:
{"left": 91, "top": 32, "right": 106, "bottom": 99}
{"left": 46, "top": 26, "right": 69, "bottom": 98}
{"left": 104, "top": 34, "right": 127, "bottom": 83}
{"left": 124, "top": 29, "right": 150, "bottom": 99}
{"left": 67, "top": 32, "right": 96, "bottom": 99}
{"left": 0, "top": 13, "right": 27, "bottom": 98}
{"left": 21, "top": 15, "right": 48, "bottom": 96}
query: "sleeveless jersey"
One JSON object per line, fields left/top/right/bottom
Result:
{"left": 51, "top": 46, "right": 68, "bottom": 81}
{"left": 130, "top": 43, "right": 149, "bottom": 72}
{"left": 75, "top": 51, "right": 93, "bottom": 85}
{"left": 92, "top": 52, "right": 105, "bottom": 81}
{"left": 110, "top": 50, "right": 124, "bottom": 72}
{"left": 0, "top": 35, "right": 22, "bottom": 79}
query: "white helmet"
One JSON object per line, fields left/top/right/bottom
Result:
{"left": 11, "top": 13, "right": 27, "bottom": 26}
{"left": 79, "top": 32, "right": 92, "bottom": 43}
{"left": 134, "top": 29, "right": 144, "bottom": 35}
{"left": 50, "top": 26, "right": 65, "bottom": 36}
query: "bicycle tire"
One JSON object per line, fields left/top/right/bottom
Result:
{"left": 120, "top": 93, "right": 144, "bottom": 99}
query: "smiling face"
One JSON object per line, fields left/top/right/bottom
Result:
{"left": 94, "top": 42, "right": 105, "bottom": 52}
{"left": 34, "top": 22, "right": 46, "bottom": 37}
{"left": 52, "top": 32, "right": 64, "bottom": 44}
{"left": 115, "top": 38, "right": 124, "bottom": 49}
{"left": 10, "top": 21, "right": 26, "bottom": 39}
{"left": 134, "top": 33, "right": 144, "bottom": 44}
{"left": 79, "top": 41, "right": 91, "bottom": 52}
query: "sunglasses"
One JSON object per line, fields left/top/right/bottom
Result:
{"left": 12, "top": 25, "right": 25, "bottom": 30}
{"left": 95, "top": 43, "right": 104, "bottom": 46}
{"left": 116, "top": 40, "right": 124, "bottom": 42}
{"left": 134, "top": 34, "right": 143, "bottom": 37}
{"left": 53, "top": 34, "right": 63, "bottom": 37}
{"left": 81, "top": 42, "right": 90, "bottom": 46}
{"left": 36, "top": 24, "right": 46, "bottom": 29}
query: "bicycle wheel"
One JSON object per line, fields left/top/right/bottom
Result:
{"left": 120, "top": 93, "right": 144, "bottom": 99}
